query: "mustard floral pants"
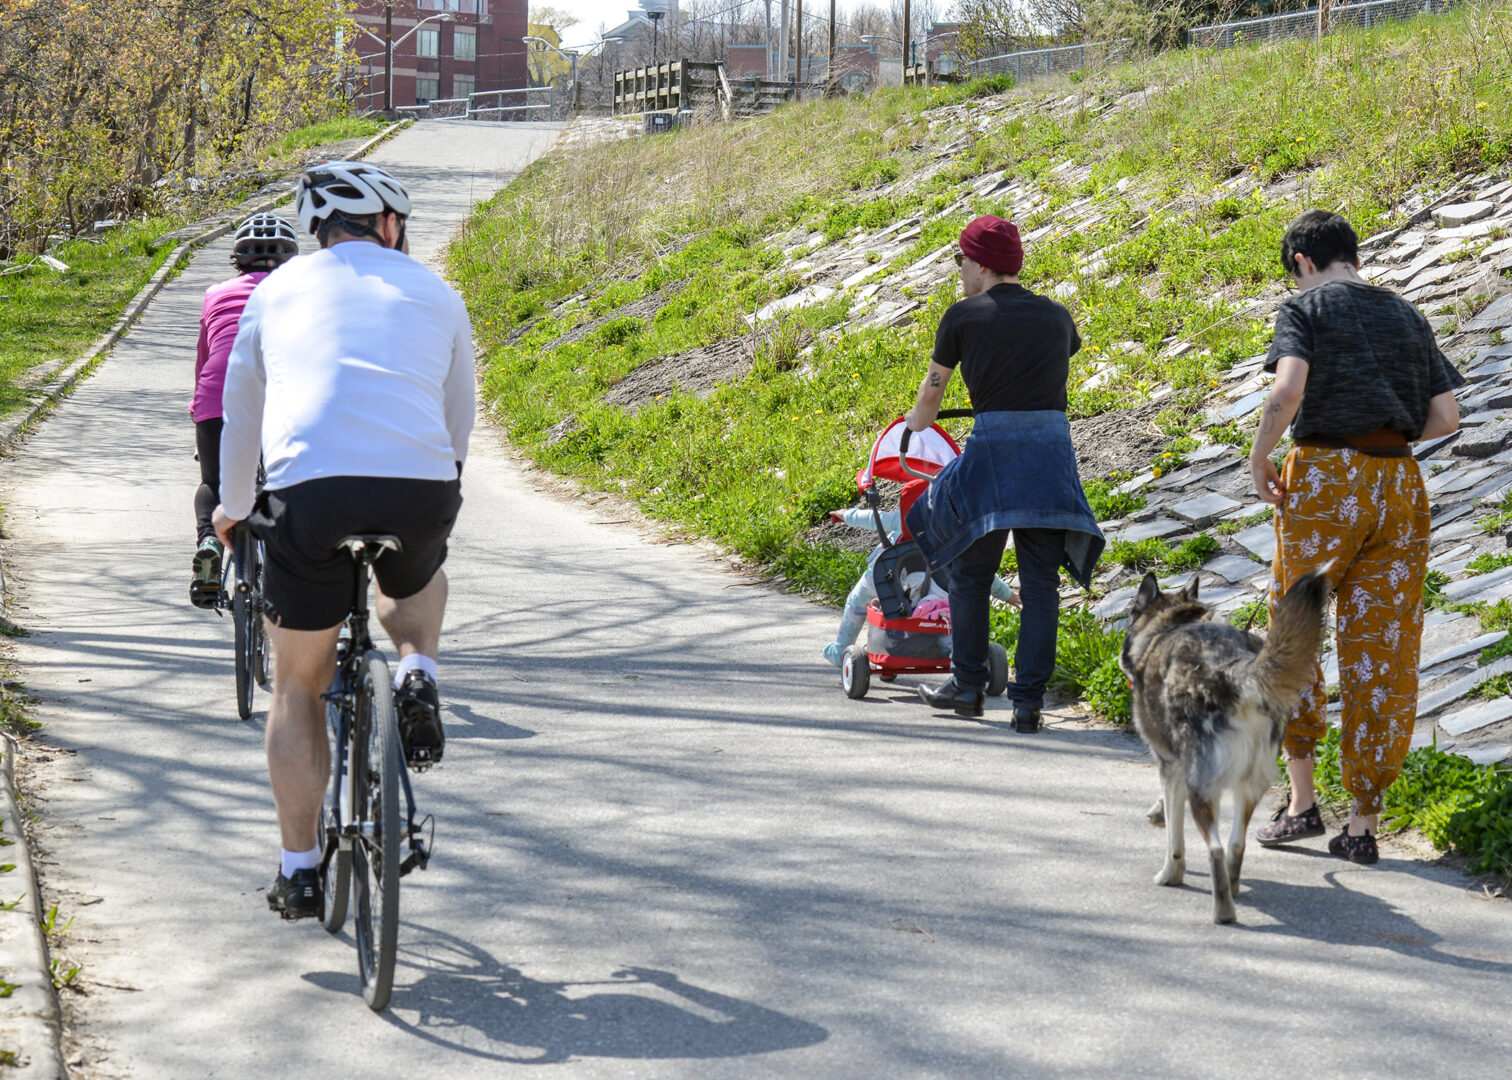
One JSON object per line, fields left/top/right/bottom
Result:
{"left": 1268, "top": 446, "right": 1431, "bottom": 817}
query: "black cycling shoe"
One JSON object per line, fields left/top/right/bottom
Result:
{"left": 1012, "top": 704, "right": 1042, "bottom": 734}
{"left": 267, "top": 867, "right": 323, "bottom": 921}
{"left": 190, "top": 538, "right": 223, "bottom": 610}
{"left": 395, "top": 669, "right": 444, "bottom": 768}
{"left": 917, "top": 678, "right": 985, "bottom": 719}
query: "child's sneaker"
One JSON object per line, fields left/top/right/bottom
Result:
{"left": 822, "top": 642, "right": 845, "bottom": 667}
{"left": 190, "top": 538, "right": 224, "bottom": 609}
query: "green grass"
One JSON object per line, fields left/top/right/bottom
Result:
{"left": 1105, "top": 533, "right": 1220, "bottom": 572}
{"left": 0, "top": 218, "right": 181, "bottom": 416}
{"left": 1312, "top": 727, "right": 1512, "bottom": 882}
{"left": 265, "top": 116, "right": 389, "bottom": 161}
{"left": 453, "top": 11, "right": 1511, "bottom": 596}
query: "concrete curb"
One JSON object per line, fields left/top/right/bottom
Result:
{"left": 0, "top": 118, "right": 404, "bottom": 1075}
{"left": 0, "top": 735, "right": 65, "bottom": 1079}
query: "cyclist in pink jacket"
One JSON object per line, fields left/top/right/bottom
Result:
{"left": 190, "top": 214, "right": 300, "bottom": 608}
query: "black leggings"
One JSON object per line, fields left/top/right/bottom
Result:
{"left": 194, "top": 417, "right": 222, "bottom": 544}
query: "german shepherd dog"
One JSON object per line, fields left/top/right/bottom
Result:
{"left": 1120, "top": 567, "right": 1330, "bottom": 924}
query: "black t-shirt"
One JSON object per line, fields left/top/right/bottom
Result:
{"left": 932, "top": 283, "right": 1081, "bottom": 412}
{"left": 1265, "top": 280, "right": 1464, "bottom": 441}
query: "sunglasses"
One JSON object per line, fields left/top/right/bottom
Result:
{"left": 953, "top": 251, "right": 965, "bottom": 266}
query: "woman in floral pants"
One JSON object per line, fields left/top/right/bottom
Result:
{"left": 1248, "top": 211, "right": 1462, "bottom": 864}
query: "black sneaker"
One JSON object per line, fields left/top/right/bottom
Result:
{"left": 1255, "top": 803, "right": 1326, "bottom": 847}
{"left": 395, "top": 670, "right": 444, "bottom": 767}
{"left": 267, "top": 867, "right": 323, "bottom": 921}
{"left": 190, "top": 538, "right": 223, "bottom": 609}
{"left": 1328, "top": 827, "right": 1379, "bottom": 865}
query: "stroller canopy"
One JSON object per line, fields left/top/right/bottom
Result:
{"left": 857, "top": 416, "right": 962, "bottom": 491}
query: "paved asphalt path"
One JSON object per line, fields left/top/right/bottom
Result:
{"left": 3, "top": 120, "right": 1511, "bottom": 1079}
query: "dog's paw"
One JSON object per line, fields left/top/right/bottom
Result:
{"left": 1154, "top": 861, "right": 1184, "bottom": 887}
{"left": 1213, "top": 901, "right": 1238, "bottom": 925}
{"left": 1146, "top": 798, "right": 1165, "bottom": 827}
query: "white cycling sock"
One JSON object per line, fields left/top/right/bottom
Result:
{"left": 393, "top": 652, "right": 438, "bottom": 690}
{"left": 281, "top": 846, "right": 321, "bottom": 878}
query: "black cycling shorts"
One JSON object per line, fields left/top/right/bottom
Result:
{"left": 248, "top": 476, "right": 462, "bottom": 631}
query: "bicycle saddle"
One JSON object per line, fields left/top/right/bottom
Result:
{"left": 338, "top": 534, "right": 404, "bottom": 559}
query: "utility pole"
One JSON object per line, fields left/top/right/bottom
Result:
{"left": 764, "top": 0, "right": 773, "bottom": 80}
{"left": 827, "top": 0, "right": 836, "bottom": 94}
{"left": 795, "top": 0, "right": 803, "bottom": 88}
{"left": 902, "top": 0, "right": 911, "bottom": 84}
{"left": 383, "top": 1, "right": 393, "bottom": 115}
{"left": 778, "top": 0, "right": 790, "bottom": 83}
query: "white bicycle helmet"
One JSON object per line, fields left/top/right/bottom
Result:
{"left": 295, "top": 161, "right": 412, "bottom": 237}
{"left": 232, "top": 213, "right": 299, "bottom": 269}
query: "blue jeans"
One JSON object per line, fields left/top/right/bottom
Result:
{"left": 949, "top": 528, "right": 1063, "bottom": 706}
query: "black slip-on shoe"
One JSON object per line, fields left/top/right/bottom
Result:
{"left": 1255, "top": 803, "right": 1326, "bottom": 847}
{"left": 267, "top": 867, "right": 323, "bottom": 921}
{"left": 1012, "top": 705, "right": 1042, "bottom": 733}
{"left": 917, "top": 678, "right": 985, "bottom": 719}
{"left": 1328, "top": 827, "right": 1379, "bottom": 865}
{"left": 396, "top": 669, "right": 445, "bottom": 768}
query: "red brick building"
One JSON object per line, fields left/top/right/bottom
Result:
{"left": 351, "top": 0, "right": 528, "bottom": 108}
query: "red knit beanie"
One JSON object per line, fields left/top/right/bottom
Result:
{"left": 958, "top": 215, "right": 1024, "bottom": 275}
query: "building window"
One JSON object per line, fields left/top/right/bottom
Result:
{"left": 454, "top": 28, "right": 476, "bottom": 61}
{"left": 416, "top": 77, "right": 439, "bottom": 103}
{"left": 452, "top": 75, "right": 475, "bottom": 99}
{"left": 417, "top": 27, "right": 439, "bottom": 58}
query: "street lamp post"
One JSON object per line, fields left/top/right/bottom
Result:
{"left": 353, "top": 5, "right": 454, "bottom": 117}
{"left": 523, "top": 35, "right": 581, "bottom": 112}
{"left": 648, "top": 10, "right": 664, "bottom": 63}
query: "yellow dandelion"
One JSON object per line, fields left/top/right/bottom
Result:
{"left": 1152, "top": 467, "right": 1163, "bottom": 478}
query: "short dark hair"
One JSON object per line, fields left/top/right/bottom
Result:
{"left": 1280, "top": 210, "right": 1359, "bottom": 277}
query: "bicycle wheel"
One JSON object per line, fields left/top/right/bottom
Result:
{"left": 232, "top": 583, "right": 254, "bottom": 720}
{"left": 252, "top": 541, "right": 272, "bottom": 690}
{"left": 350, "top": 651, "right": 401, "bottom": 1011}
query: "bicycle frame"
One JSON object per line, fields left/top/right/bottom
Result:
{"left": 321, "top": 545, "right": 431, "bottom": 881}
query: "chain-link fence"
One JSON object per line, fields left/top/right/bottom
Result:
{"left": 966, "top": 40, "right": 1131, "bottom": 83}
{"left": 962, "top": 0, "right": 1459, "bottom": 85}
{"left": 1189, "top": 0, "right": 1458, "bottom": 49}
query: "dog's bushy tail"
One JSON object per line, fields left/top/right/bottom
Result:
{"left": 1250, "top": 564, "right": 1332, "bottom": 715}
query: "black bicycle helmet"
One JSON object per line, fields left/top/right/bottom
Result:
{"left": 232, "top": 213, "right": 299, "bottom": 271}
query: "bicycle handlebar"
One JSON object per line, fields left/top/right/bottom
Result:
{"left": 897, "top": 409, "right": 973, "bottom": 481}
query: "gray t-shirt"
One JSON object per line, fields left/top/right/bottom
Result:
{"left": 1264, "top": 279, "right": 1463, "bottom": 441}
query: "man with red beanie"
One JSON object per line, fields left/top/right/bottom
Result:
{"left": 904, "top": 215, "right": 1104, "bottom": 728}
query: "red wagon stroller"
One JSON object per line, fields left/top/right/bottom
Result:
{"left": 839, "top": 410, "right": 1010, "bottom": 700}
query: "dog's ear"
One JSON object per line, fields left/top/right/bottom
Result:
{"left": 1178, "top": 575, "right": 1200, "bottom": 603}
{"left": 1131, "top": 571, "right": 1160, "bottom": 616}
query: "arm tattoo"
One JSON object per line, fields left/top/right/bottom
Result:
{"left": 928, "top": 371, "right": 942, "bottom": 388}
{"left": 1258, "top": 399, "right": 1284, "bottom": 439}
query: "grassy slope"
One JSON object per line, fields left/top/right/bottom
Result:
{"left": 453, "top": 7, "right": 1512, "bottom": 589}
{"left": 451, "top": 7, "right": 1512, "bottom": 878}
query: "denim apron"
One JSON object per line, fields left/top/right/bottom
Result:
{"left": 905, "top": 410, "right": 1104, "bottom": 587}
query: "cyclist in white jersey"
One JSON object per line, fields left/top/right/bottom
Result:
{"left": 213, "top": 161, "right": 475, "bottom": 920}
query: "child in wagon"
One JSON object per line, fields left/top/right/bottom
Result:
{"left": 823, "top": 478, "right": 1018, "bottom": 666}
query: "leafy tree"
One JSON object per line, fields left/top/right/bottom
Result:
{"left": 0, "top": 0, "right": 353, "bottom": 258}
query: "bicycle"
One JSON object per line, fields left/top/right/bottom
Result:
{"left": 217, "top": 523, "right": 270, "bottom": 720}
{"left": 317, "top": 534, "right": 433, "bottom": 1012}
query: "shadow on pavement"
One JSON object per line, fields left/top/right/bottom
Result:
{"left": 304, "top": 925, "right": 827, "bottom": 1064}
{"left": 1243, "top": 871, "right": 1512, "bottom": 971}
